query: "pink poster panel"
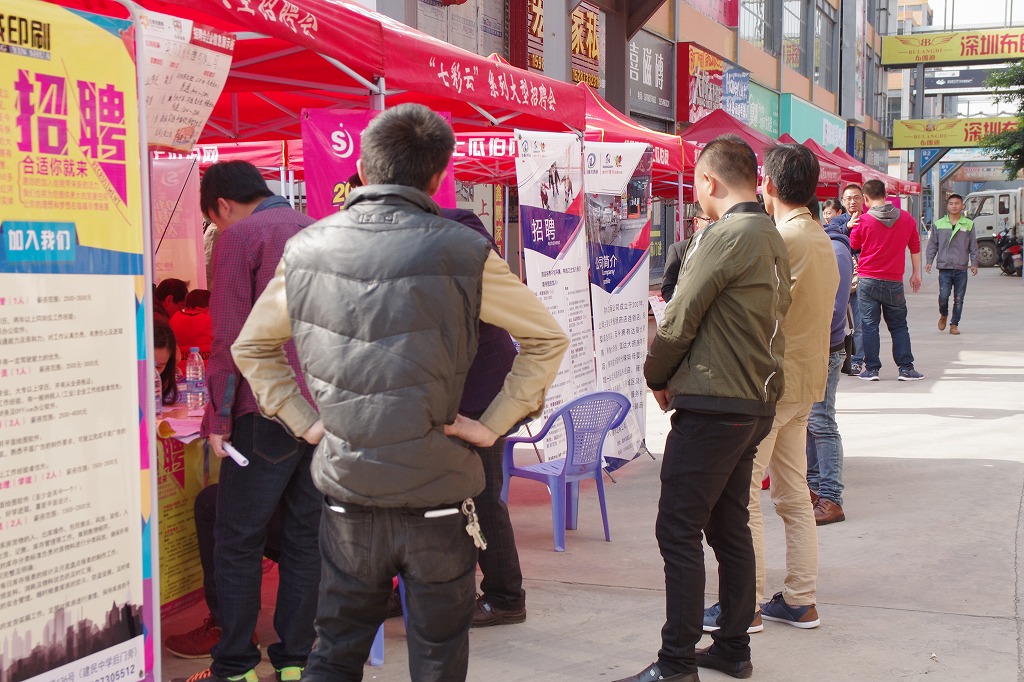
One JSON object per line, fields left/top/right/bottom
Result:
{"left": 301, "top": 109, "right": 456, "bottom": 220}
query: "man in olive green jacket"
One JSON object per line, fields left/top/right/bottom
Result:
{"left": 744, "top": 144, "right": 838, "bottom": 632}
{"left": 616, "top": 135, "right": 791, "bottom": 682}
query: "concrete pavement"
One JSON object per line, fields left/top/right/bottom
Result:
{"left": 163, "top": 263, "right": 1024, "bottom": 681}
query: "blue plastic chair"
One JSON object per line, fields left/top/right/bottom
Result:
{"left": 501, "top": 391, "right": 631, "bottom": 552}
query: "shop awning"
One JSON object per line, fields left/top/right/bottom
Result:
{"left": 830, "top": 147, "right": 918, "bottom": 195}
{"left": 151, "top": 141, "right": 290, "bottom": 179}
{"left": 682, "top": 109, "right": 844, "bottom": 191}
{"left": 778, "top": 134, "right": 862, "bottom": 187}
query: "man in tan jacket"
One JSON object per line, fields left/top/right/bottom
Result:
{"left": 742, "top": 143, "right": 837, "bottom": 631}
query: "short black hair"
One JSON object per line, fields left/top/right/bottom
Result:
{"left": 155, "top": 278, "right": 188, "bottom": 304}
{"left": 360, "top": 104, "right": 455, "bottom": 191}
{"left": 948, "top": 193, "right": 964, "bottom": 203}
{"left": 184, "top": 289, "right": 210, "bottom": 309}
{"left": 862, "top": 179, "right": 886, "bottom": 200}
{"left": 822, "top": 198, "right": 844, "bottom": 214}
{"left": 841, "top": 183, "right": 862, "bottom": 196}
{"left": 696, "top": 134, "right": 757, "bottom": 191}
{"left": 763, "top": 143, "right": 819, "bottom": 206}
{"left": 200, "top": 161, "right": 273, "bottom": 218}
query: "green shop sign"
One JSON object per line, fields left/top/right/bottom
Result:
{"left": 746, "top": 82, "right": 779, "bottom": 137}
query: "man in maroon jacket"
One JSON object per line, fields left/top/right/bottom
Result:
{"left": 849, "top": 179, "right": 923, "bottom": 382}
{"left": 176, "top": 161, "right": 322, "bottom": 682}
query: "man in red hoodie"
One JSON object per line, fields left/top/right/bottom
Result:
{"left": 849, "top": 179, "right": 923, "bottom": 382}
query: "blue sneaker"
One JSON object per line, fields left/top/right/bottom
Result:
{"left": 897, "top": 368, "right": 924, "bottom": 381}
{"left": 857, "top": 368, "right": 879, "bottom": 381}
{"left": 702, "top": 603, "right": 764, "bottom": 633}
{"left": 760, "top": 592, "right": 820, "bottom": 629}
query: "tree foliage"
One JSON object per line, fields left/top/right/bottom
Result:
{"left": 981, "top": 61, "right": 1024, "bottom": 179}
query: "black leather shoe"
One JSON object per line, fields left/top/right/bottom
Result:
{"left": 470, "top": 595, "right": 526, "bottom": 627}
{"left": 695, "top": 646, "right": 752, "bottom": 679}
{"left": 612, "top": 662, "right": 699, "bottom": 682}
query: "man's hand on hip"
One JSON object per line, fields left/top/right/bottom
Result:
{"left": 444, "top": 414, "right": 498, "bottom": 448}
{"left": 301, "top": 419, "right": 325, "bottom": 445}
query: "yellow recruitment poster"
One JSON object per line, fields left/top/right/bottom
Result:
{"left": 892, "top": 117, "right": 1019, "bottom": 149}
{"left": 0, "top": 1, "right": 151, "bottom": 681}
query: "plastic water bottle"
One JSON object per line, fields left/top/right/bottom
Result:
{"left": 154, "top": 366, "right": 163, "bottom": 416}
{"left": 186, "top": 347, "right": 207, "bottom": 411}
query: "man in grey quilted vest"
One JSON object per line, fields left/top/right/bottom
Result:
{"left": 231, "top": 103, "right": 568, "bottom": 682}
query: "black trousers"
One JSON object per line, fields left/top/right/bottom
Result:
{"left": 303, "top": 500, "right": 478, "bottom": 682}
{"left": 655, "top": 409, "right": 774, "bottom": 675}
{"left": 474, "top": 437, "right": 526, "bottom": 610}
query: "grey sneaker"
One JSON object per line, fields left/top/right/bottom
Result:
{"left": 849, "top": 362, "right": 864, "bottom": 375}
{"left": 702, "top": 603, "right": 763, "bottom": 633}
{"left": 897, "top": 368, "right": 924, "bottom": 381}
{"left": 857, "top": 368, "right": 879, "bottom": 381}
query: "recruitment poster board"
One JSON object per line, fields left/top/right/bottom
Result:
{"left": 584, "top": 142, "right": 651, "bottom": 468}
{"left": 151, "top": 158, "right": 204, "bottom": 289}
{"left": 0, "top": 1, "right": 151, "bottom": 681}
{"left": 515, "top": 131, "right": 597, "bottom": 460}
{"left": 300, "top": 108, "right": 456, "bottom": 220}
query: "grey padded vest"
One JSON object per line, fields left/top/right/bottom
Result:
{"left": 284, "top": 185, "right": 492, "bottom": 507}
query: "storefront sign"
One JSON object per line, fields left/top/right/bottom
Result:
{"left": 627, "top": 30, "right": 673, "bottom": 120}
{"left": 924, "top": 67, "right": 997, "bottom": 93}
{"left": 0, "top": 2, "right": 149, "bottom": 680}
{"left": 677, "top": 43, "right": 749, "bottom": 125}
{"left": 681, "top": 0, "right": 738, "bottom": 27}
{"left": 950, "top": 163, "right": 1020, "bottom": 182}
{"left": 883, "top": 29, "right": 1024, "bottom": 67}
{"left": 746, "top": 81, "right": 779, "bottom": 137}
{"left": 678, "top": 42, "right": 722, "bottom": 123}
{"left": 527, "top": 0, "right": 605, "bottom": 92}
{"left": 722, "top": 62, "right": 750, "bottom": 122}
{"left": 864, "top": 131, "right": 889, "bottom": 172}
{"left": 892, "top": 117, "right": 1019, "bottom": 149}
{"left": 780, "top": 94, "right": 846, "bottom": 149}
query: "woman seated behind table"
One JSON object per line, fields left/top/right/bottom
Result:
{"left": 169, "top": 289, "right": 213, "bottom": 362}
{"left": 155, "top": 319, "right": 180, "bottom": 406}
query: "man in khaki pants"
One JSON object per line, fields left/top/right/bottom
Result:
{"left": 716, "top": 143, "right": 836, "bottom": 632}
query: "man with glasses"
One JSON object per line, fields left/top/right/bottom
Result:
{"left": 841, "top": 184, "right": 865, "bottom": 374}
{"left": 661, "top": 211, "right": 711, "bottom": 301}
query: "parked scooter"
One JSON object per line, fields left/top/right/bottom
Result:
{"left": 995, "top": 227, "right": 1023, "bottom": 277}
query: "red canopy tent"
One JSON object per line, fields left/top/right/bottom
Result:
{"left": 830, "top": 147, "right": 919, "bottom": 196}
{"left": 51, "top": 0, "right": 587, "bottom": 140}
{"left": 151, "top": 140, "right": 292, "bottom": 179}
{"left": 778, "top": 133, "right": 862, "bottom": 188}
{"left": 681, "top": 109, "right": 844, "bottom": 197}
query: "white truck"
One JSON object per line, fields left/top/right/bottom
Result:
{"left": 963, "top": 188, "right": 1023, "bottom": 267}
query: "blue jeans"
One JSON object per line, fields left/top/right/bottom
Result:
{"left": 807, "top": 351, "right": 845, "bottom": 506}
{"left": 303, "top": 500, "right": 477, "bottom": 681}
{"left": 211, "top": 413, "right": 321, "bottom": 676}
{"left": 857, "top": 277, "right": 915, "bottom": 372}
{"left": 938, "top": 269, "right": 968, "bottom": 326}
{"left": 849, "top": 292, "right": 863, "bottom": 366}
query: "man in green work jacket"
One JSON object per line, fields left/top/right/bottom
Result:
{"left": 926, "top": 194, "right": 978, "bottom": 335}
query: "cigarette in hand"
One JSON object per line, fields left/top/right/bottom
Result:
{"left": 223, "top": 442, "right": 250, "bottom": 467}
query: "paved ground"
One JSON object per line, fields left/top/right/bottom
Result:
{"left": 162, "top": 261, "right": 1024, "bottom": 682}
